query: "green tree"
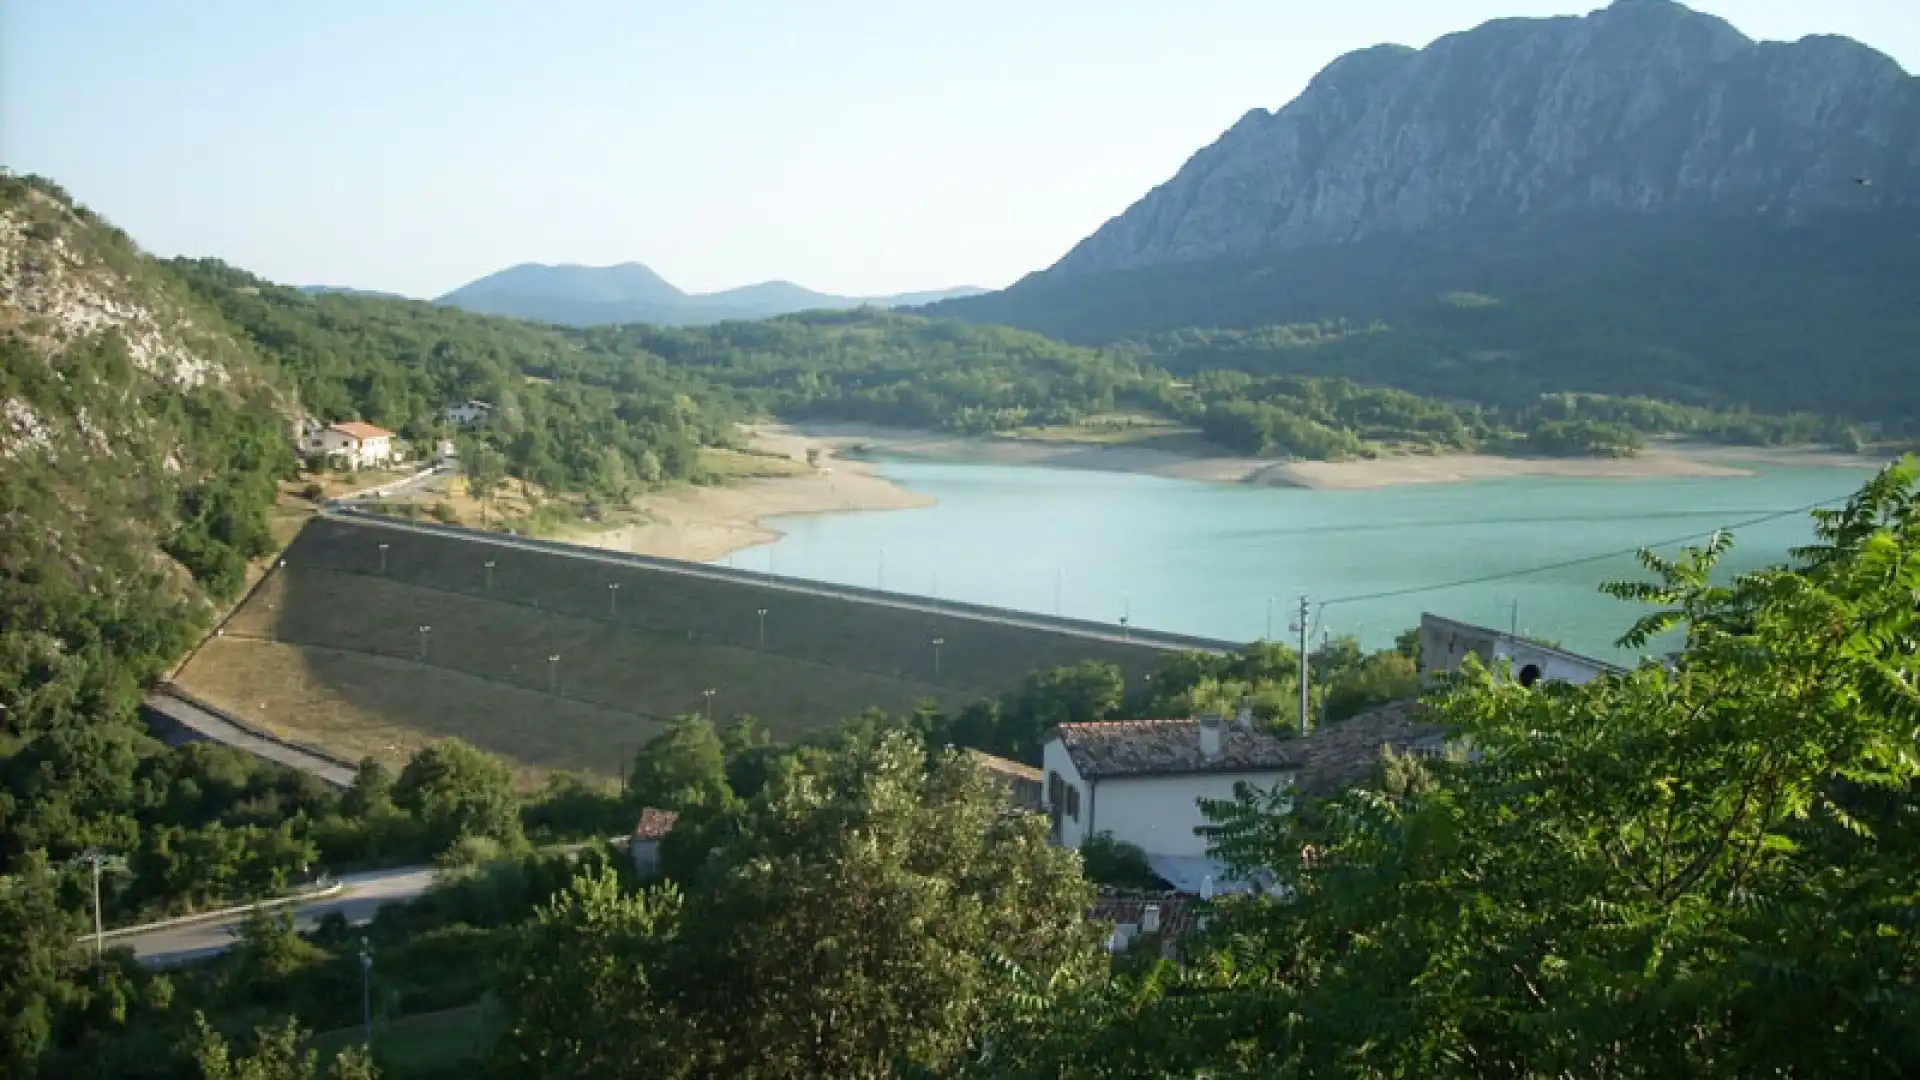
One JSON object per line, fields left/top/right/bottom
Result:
{"left": 391, "top": 740, "right": 522, "bottom": 857}
{"left": 627, "top": 717, "right": 733, "bottom": 812}
{"left": 187, "top": 1013, "right": 378, "bottom": 1080}
{"left": 496, "top": 732, "right": 1101, "bottom": 1079}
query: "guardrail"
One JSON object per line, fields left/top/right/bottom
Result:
{"left": 320, "top": 505, "right": 1242, "bottom": 655}
{"left": 151, "top": 684, "right": 361, "bottom": 775}
{"left": 79, "top": 880, "right": 347, "bottom": 945}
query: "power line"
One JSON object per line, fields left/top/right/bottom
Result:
{"left": 1312, "top": 493, "right": 1851, "bottom": 616}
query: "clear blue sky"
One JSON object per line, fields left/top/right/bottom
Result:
{"left": 4, "top": 1, "right": 1914, "bottom": 298}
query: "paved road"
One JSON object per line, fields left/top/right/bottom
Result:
{"left": 122, "top": 867, "right": 438, "bottom": 967}
{"left": 146, "top": 690, "right": 356, "bottom": 787}
{"left": 339, "top": 464, "right": 448, "bottom": 503}
{"left": 319, "top": 506, "right": 1236, "bottom": 655}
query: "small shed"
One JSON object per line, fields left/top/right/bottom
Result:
{"left": 630, "top": 808, "right": 680, "bottom": 877}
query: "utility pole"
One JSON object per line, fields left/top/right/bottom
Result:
{"left": 83, "top": 849, "right": 105, "bottom": 960}
{"left": 1265, "top": 594, "right": 1276, "bottom": 641}
{"left": 1291, "top": 596, "right": 1311, "bottom": 737}
{"left": 1055, "top": 569, "right": 1064, "bottom": 617}
{"left": 1509, "top": 598, "right": 1520, "bottom": 638}
{"left": 877, "top": 548, "right": 887, "bottom": 591}
{"left": 359, "top": 937, "right": 374, "bottom": 1048}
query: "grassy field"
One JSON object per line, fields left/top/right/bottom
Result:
{"left": 174, "top": 515, "right": 1183, "bottom": 780}
{"left": 315, "top": 1003, "right": 498, "bottom": 1077}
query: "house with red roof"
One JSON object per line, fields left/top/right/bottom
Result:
{"left": 306, "top": 420, "right": 395, "bottom": 469}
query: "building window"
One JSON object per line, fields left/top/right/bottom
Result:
{"left": 1066, "top": 785, "right": 1080, "bottom": 822}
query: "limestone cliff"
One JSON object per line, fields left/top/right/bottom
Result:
{"left": 1052, "top": 0, "right": 1918, "bottom": 275}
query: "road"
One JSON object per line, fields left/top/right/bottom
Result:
{"left": 338, "top": 464, "right": 449, "bottom": 503}
{"left": 145, "top": 689, "right": 356, "bottom": 787}
{"left": 319, "top": 506, "right": 1238, "bottom": 655}
{"left": 120, "top": 866, "right": 438, "bottom": 967}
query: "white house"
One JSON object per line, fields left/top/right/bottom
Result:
{"left": 308, "top": 421, "right": 395, "bottom": 469}
{"left": 444, "top": 400, "right": 493, "bottom": 426}
{"left": 1418, "top": 612, "right": 1623, "bottom": 688}
{"left": 1041, "top": 709, "right": 1297, "bottom": 886}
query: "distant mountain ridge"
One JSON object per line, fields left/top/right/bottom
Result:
{"left": 437, "top": 262, "right": 986, "bottom": 327}
{"left": 930, "top": 0, "right": 1920, "bottom": 426}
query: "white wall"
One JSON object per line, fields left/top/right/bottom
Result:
{"left": 1041, "top": 738, "right": 1294, "bottom": 858}
{"left": 1492, "top": 640, "right": 1607, "bottom": 686}
{"left": 1091, "top": 772, "right": 1293, "bottom": 858}
{"left": 1041, "top": 739, "right": 1092, "bottom": 849}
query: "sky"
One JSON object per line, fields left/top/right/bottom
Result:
{"left": 3, "top": 1, "right": 1916, "bottom": 299}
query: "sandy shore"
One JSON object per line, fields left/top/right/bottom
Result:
{"left": 557, "top": 427, "right": 933, "bottom": 562}
{"left": 557, "top": 422, "right": 1890, "bottom": 564}
{"left": 779, "top": 422, "right": 1890, "bottom": 491}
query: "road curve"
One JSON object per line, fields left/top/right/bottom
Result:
{"left": 121, "top": 867, "right": 438, "bottom": 967}
{"left": 145, "top": 689, "right": 357, "bottom": 788}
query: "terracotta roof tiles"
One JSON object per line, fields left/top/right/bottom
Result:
{"left": 1055, "top": 717, "right": 1298, "bottom": 780}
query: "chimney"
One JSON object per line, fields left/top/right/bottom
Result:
{"left": 1198, "top": 712, "right": 1224, "bottom": 760}
{"left": 1141, "top": 904, "right": 1162, "bottom": 934}
{"left": 1234, "top": 699, "right": 1254, "bottom": 730}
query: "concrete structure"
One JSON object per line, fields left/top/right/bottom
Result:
{"left": 308, "top": 420, "right": 395, "bottom": 469}
{"left": 1041, "top": 706, "right": 1295, "bottom": 861}
{"left": 444, "top": 400, "right": 493, "bottom": 426}
{"left": 1418, "top": 612, "right": 1623, "bottom": 688}
{"left": 630, "top": 808, "right": 679, "bottom": 877}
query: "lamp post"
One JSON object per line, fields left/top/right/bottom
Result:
{"left": 265, "top": 602, "right": 276, "bottom": 644}
{"left": 607, "top": 582, "right": 620, "bottom": 618}
{"left": 81, "top": 848, "right": 107, "bottom": 960}
{"left": 1266, "top": 594, "right": 1275, "bottom": 641}
{"left": 702, "top": 687, "right": 717, "bottom": 719}
{"left": 1055, "top": 568, "right": 1064, "bottom": 616}
{"left": 416, "top": 625, "right": 431, "bottom": 662}
{"left": 930, "top": 637, "right": 945, "bottom": 678}
{"left": 377, "top": 543, "right": 389, "bottom": 575}
{"left": 359, "top": 937, "right": 374, "bottom": 1048}
{"left": 484, "top": 559, "right": 496, "bottom": 594}
{"left": 756, "top": 607, "right": 768, "bottom": 650}
{"left": 548, "top": 654, "right": 561, "bottom": 695}
{"left": 877, "top": 548, "right": 887, "bottom": 591}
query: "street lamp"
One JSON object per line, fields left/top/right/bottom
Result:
{"left": 877, "top": 547, "right": 887, "bottom": 591}
{"left": 1055, "top": 568, "right": 1064, "bottom": 616}
{"left": 607, "top": 581, "right": 620, "bottom": 618}
{"left": 79, "top": 848, "right": 109, "bottom": 959}
{"left": 548, "top": 653, "right": 561, "bottom": 695}
{"left": 265, "top": 602, "right": 276, "bottom": 644}
{"left": 1266, "top": 595, "right": 1275, "bottom": 641}
{"left": 416, "top": 625, "right": 432, "bottom": 662}
{"left": 484, "top": 559, "right": 496, "bottom": 594}
{"left": 359, "top": 937, "right": 374, "bottom": 1048}
{"left": 756, "top": 607, "right": 768, "bottom": 649}
{"left": 930, "top": 637, "right": 946, "bottom": 678}
{"left": 377, "top": 542, "right": 390, "bottom": 574}
{"left": 702, "top": 687, "right": 717, "bottom": 719}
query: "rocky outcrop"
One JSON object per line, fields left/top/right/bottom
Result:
{"left": 1052, "top": 0, "right": 1919, "bottom": 275}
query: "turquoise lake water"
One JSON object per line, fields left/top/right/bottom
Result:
{"left": 720, "top": 459, "right": 1878, "bottom": 663}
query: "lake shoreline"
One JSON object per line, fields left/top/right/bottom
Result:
{"left": 773, "top": 421, "right": 1890, "bottom": 490}
{"left": 557, "top": 422, "right": 1889, "bottom": 565}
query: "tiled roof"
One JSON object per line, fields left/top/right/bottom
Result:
{"left": 1055, "top": 718, "right": 1298, "bottom": 780}
{"left": 967, "top": 748, "right": 1043, "bottom": 783}
{"left": 1291, "top": 699, "right": 1448, "bottom": 797}
{"left": 328, "top": 420, "right": 394, "bottom": 440}
{"left": 1088, "top": 888, "right": 1197, "bottom": 956}
{"left": 632, "top": 807, "right": 680, "bottom": 842}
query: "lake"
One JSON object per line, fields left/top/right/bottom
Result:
{"left": 718, "top": 459, "right": 1875, "bottom": 663}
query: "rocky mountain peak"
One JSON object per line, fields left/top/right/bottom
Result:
{"left": 1049, "top": 1, "right": 1917, "bottom": 276}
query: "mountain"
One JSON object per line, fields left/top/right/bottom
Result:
{"left": 933, "top": 0, "right": 1920, "bottom": 425}
{"left": 436, "top": 262, "right": 985, "bottom": 327}
{"left": 1, "top": 173, "right": 297, "bottom": 731}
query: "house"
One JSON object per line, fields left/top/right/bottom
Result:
{"left": 629, "top": 808, "right": 679, "bottom": 877}
{"left": 307, "top": 421, "right": 395, "bottom": 469}
{"left": 1291, "top": 698, "right": 1452, "bottom": 796}
{"left": 967, "top": 749, "right": 1044, "bottom": 812}
{"left": 1090, "top": 887, "right": 1197, "bottom": 959}
{"left": 1418, "top": 612, "right": 1623, "bottom": 688}
{"left": 1041, "top": 707, "right": 1297, "bottom": 890}
{"left": 444, "top": 400, "right": 493, "bottom": 426}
